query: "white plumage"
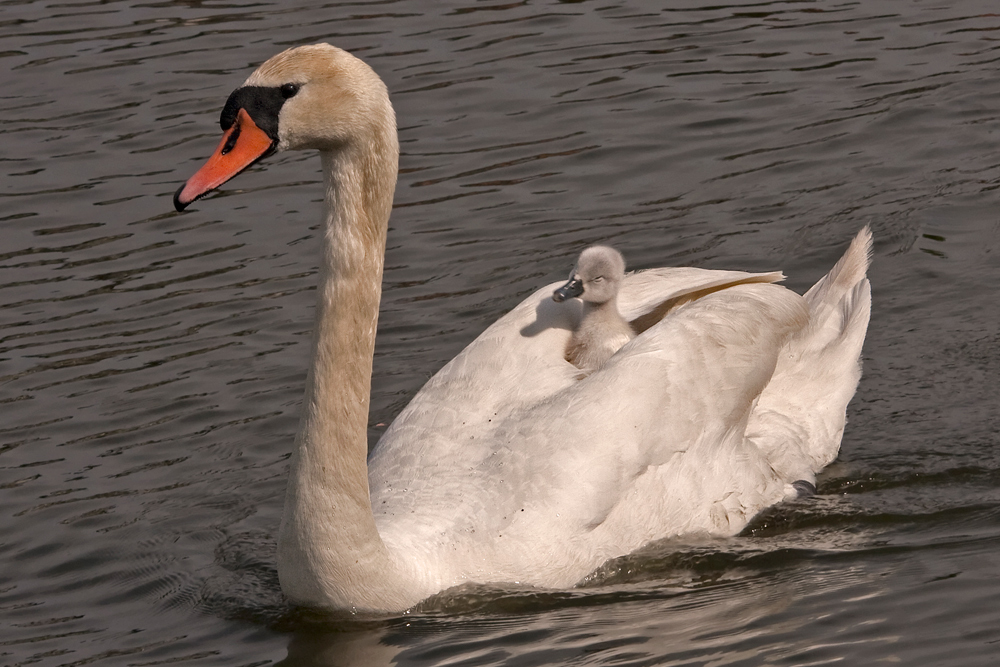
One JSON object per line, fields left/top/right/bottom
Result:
{"left": 174, "top": 43, "right": 873, "bottom": 613}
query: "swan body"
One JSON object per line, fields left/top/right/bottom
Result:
{"left": 552, "top": 245, "right": 635, "bottom": 372}
{"left": 173, "top": 43, "right": 873, "bottom": 613}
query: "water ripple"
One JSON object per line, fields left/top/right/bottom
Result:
{"left": 2, "top": 1, "right": 1000, "bottom": 666}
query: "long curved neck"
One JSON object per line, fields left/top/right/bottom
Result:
{"left": 302, "top": 148, "right": 390, "bottom": 504}
{"left": 277, "top": 125, "right": 406, "bottom": 611}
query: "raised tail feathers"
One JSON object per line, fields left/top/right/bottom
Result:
{"left": 794, "top": 226, "right": 873, "bottom": 357}
{"left": 747, "top": 227, "right": 873, "bottom": 490}
{"left": 804, "top": 226, "right": 873, "bottom": 318}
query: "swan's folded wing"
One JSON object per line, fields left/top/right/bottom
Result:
{"left": 619, "top": 267, "right": 784, "bottom": 332}
{"left": 370, "top": 271, "right": 810, "bottom": 583}
{"left": 372, "top": 266, "right": 785, "bottom": 478}
{"left": 514, "top": 282, "right": 810, "bottom": 548}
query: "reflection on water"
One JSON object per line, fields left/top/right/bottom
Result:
{"left": 275, "top": 554, "right": 889, "bottom": 667}
{"left": 3, "top": 1, "right": 1000, "bottom": 665}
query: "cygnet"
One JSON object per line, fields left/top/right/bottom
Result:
{"left": 553, "top": 245, "right": 636, "bottom": 373}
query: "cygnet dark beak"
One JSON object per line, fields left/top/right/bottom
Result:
{"left": 552, "top": 277, "right": 584, "bottom": 302}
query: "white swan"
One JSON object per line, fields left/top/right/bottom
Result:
{"left": 173, "top": 43, "right": 872, "bottom": 613}
{"left": 552, "top": 245, "right": 635, "bottom": 373}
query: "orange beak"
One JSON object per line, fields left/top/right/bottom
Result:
{"left": 173, "top": 108, "right": 276, "bottom": 211}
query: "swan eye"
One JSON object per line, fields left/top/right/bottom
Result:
{"left": 280, "top": 83, "right": 301, "bottom": 99}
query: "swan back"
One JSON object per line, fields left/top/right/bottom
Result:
{"left": 371, "top": 270, "right": 811, "bottom": 588}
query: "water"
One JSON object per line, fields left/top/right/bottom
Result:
{"left": 3, "top": 0, "right": 1000, "bottom": 664}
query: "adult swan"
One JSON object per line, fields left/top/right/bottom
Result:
{"left": 173, "top": 44, "right": 872, "bottom": 613}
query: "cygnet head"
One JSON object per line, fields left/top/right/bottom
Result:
{"left": 552, "top": 245, "right": 627, "bottom": 305}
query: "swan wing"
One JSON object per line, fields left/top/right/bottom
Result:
{"left": 369, "top": 266, "right": 787, "bottom": 492}
{"left": 369, "top": 267, "right": 811, "bottom": 585}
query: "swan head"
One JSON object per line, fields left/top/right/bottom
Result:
{"left": 174, "top": 43, "right": 396, "bottom": 211}
{"left": 552, "top": 245, "right": 626, "bottom": 305}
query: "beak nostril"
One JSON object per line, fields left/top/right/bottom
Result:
{"left": 221, "top": 122, "right": 242, "bottom": 156}
{"left": 174, "top": 108, "right": 275, "bottom": 210}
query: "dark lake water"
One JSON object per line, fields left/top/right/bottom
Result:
{"left": 3, "top": 0, "right": 1000, "bottom": 665}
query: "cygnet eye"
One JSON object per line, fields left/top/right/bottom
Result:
{"left": 280, "top": 83, "right": 301, "bottom": 99}
{"left": 593, "top": 276, "right": 605, "bottom": 283}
